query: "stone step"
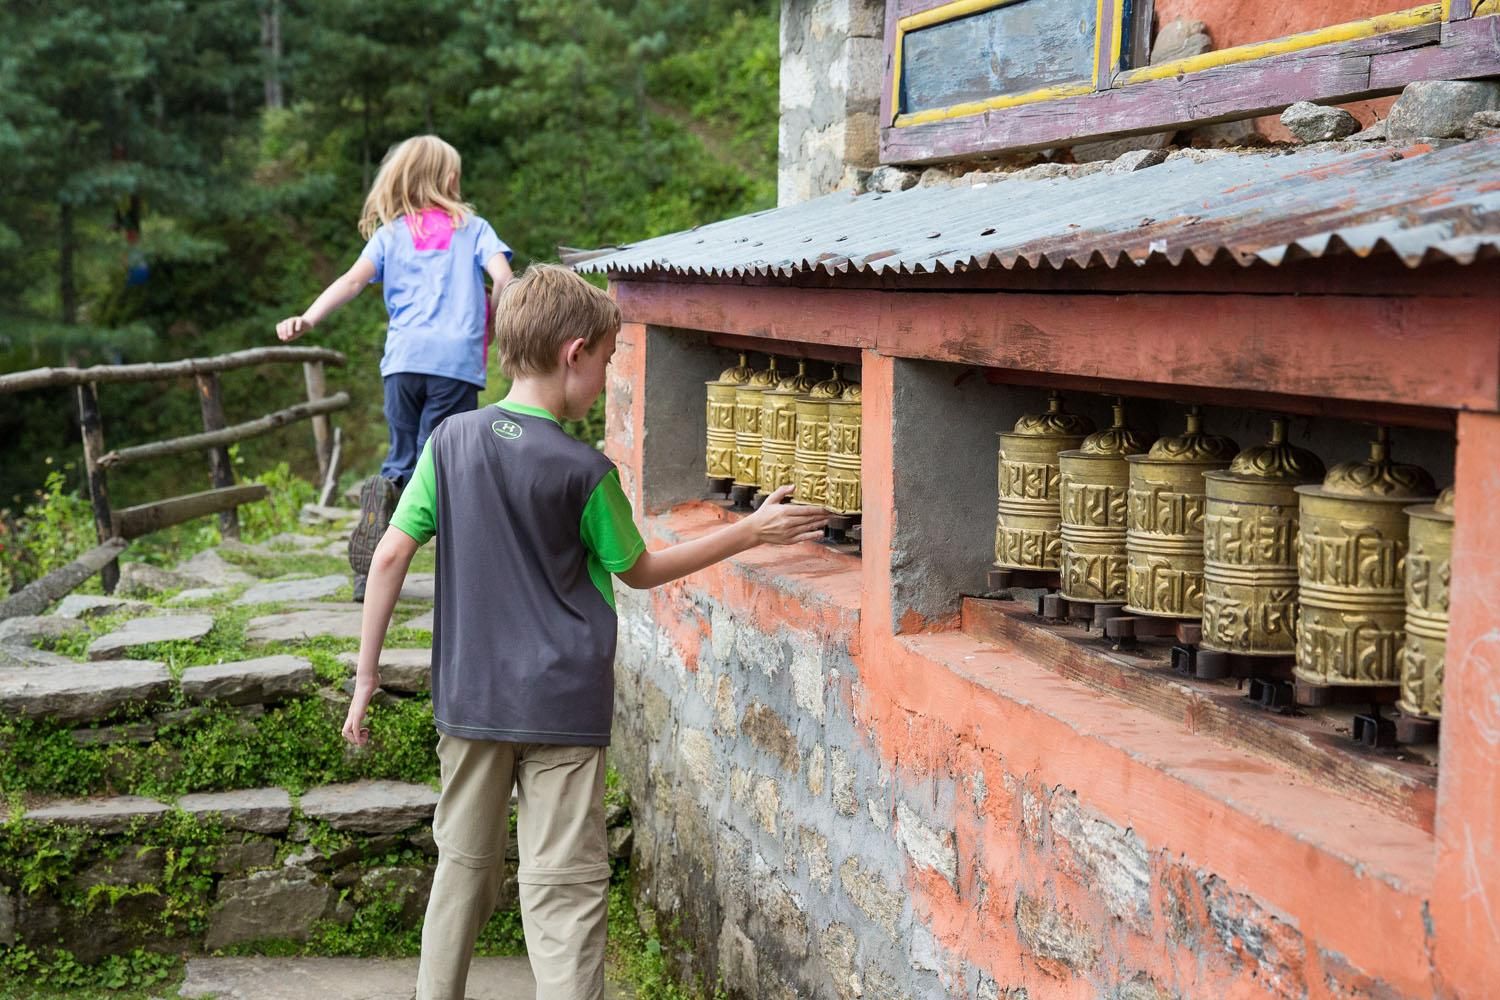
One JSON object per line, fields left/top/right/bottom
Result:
{"left": 87, "top": 612, "right": 215, "bottom": 660}
{"left": 176, "top": 956, "right": 642, "bottom": 1000}
{"left": 401, "top": 609, "right": 434, "bottom": 632}
{"left": 234, "top": 574, "right": 347, "bottom": 606}
{"left": 180, "top": 654, "right": 316, "bottom": 706}
{"left": 299, "top": 780, "right": 439, "bottom": 834}
{"left": 336, "top": 647, "right": 431, "bottom": 693}
{"left": 246, "top": 608, "right": 365, "bottom": 643}
{"left": 49, "top": 594, "right": 154, "bottom": 619}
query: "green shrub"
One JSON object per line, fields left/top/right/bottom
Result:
{"left": 0, "top": 469, "right": 97, "bottom": 590}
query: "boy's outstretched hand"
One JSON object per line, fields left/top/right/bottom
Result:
{"left": 342, "top": 677, "right": 379, "bottom": 746}
{"left": 745, "top": 485, "right": 829, "bottom": 545}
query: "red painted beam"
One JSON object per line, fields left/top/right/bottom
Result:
{"left": 611, "top": 280, "right": 1500, "bottom": 416}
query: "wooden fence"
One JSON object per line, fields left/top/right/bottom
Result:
{"left": 0, "top": 346, "right": 349, "bottom": 601}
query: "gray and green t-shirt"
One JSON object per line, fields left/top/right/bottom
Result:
{"left": 389, "top": 400, "right": 645, "bottom": 745}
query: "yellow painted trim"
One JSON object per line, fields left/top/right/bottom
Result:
{"left": 1108, "top": 0, "right": 1125, "bottom": 78}
{"left": 898, "top": 0, "right": 1029, "bottom": 33}
{"left": 1121, "top": 4, "right": 1441, "bottom": 84}
{"left": 889, "top": 25, "right": 905, "bottom": 126}
{"left": 1477, "top": 0, "right": 1500, "bottom": 15}
{"left": 1092, "top": 0, "right": 1105, "bottom": 83}
{"left": 895, "top": 82, "right": 1096, "bottom": 126}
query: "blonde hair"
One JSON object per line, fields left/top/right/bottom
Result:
{"left": 495, "top": 264, "right": 621, "bottom": 377}
{"left": 358, "top": 135, "right": 474, "bottom": 239}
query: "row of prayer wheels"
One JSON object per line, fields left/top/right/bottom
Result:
{"left": 995, "top": 394, "right": 1453, "bottom": 729}
{"left": 705, "top": 354, "right": 862, "bottom": 516}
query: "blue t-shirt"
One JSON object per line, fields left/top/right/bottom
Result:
{"left": 360, "top": 209, "right": 512, "bottom": 388}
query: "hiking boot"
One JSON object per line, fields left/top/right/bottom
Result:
{"left": 349, "top": 475, "right": 399, "bottom": 601}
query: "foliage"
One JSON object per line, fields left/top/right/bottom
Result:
{"left": 0, "top": 946, "right": 179, "bottom": 998}
{"left": 0, "top": 468, "right": 97, "bottom": 591}
{"left": 607, "top": 871, "right": 728, "bottom": 1000}
{"left": 232, "top": 453, "right": 319, "bottom": 544}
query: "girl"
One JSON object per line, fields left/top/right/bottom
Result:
{"left": 276, "top": 134, "right": 513, "bottom": 599}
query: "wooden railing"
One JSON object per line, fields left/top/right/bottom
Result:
{"left": 0, "top": 346, "right": 349, "bottom": 599}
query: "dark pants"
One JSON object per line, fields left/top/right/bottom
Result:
{"left": 381, "top": 373, "right": 479, "bottom": 488}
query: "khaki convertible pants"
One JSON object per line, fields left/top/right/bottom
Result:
{"left": 416, "top": 735, "right": 611, "bottom": 1000}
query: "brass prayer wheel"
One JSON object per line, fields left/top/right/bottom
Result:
{"left": 705, "top": 353, "right": 752, "bottom": 482}
{"left": 1058, "top": 401, "right": 1147, "bottom": 602}
{"left": 792, "top": 366, "right": 850, "bottom": 505}
{"left": 825, "top": 383, "right": 863, "bottom": 516}
{"left": 1399, "top": 486, "right": 1454, "bottom": 721}
{"left": 1125, "top": 407, "right": 1237, "bottom": 618}
{"left": 1294, "top": 429, "right": 1437, "bottom": 690}
{"left": 759, "top": 359, "right": 817, "bottom": 496}
{"left": 1201, "top": 418, "right": 1325, "bottom": 657}
{"left": 994, "top": 392, "right": 1094, "bottom": 571}
{"left": 732, "top": 357, "right": 780, "bottom": 490}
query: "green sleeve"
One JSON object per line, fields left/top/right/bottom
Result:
{"left": 579, "top": 469, "right": 645, "bottom": 573}
{"left": 389, "top": 441, "right": 437, "bottom": 544}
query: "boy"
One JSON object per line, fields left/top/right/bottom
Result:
{"left": 342, "top": 264, "right": 828, "bottom": 1000}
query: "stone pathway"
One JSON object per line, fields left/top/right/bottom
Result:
{"left": 234, "top": 574, "right": 348, "bottom": 606}
{"left": 246, "top": 607, "right": 366, "bottom": 642}
{"left": 87, "top": 613, "right": 215, "bottom": 659}
{"left": 178, "top": 955, "right": 631, "bottom": 999}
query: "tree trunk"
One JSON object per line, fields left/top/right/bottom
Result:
{"left": 59, "top": 200, "right": 77, "bottom": 326}
{"left": 261, "top": 0, "right": 284, "bottom": 109}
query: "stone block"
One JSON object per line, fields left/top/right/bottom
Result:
{"left": 401, "top": 609, "right": 434, "bottom": 632}
{"left": 867, "top": 165, "right": 919, "bottom": 193}
{"left": 299, "top": 781, "right": 439, "bottom": 833}
{"left": 1153, "top": 18, "right": 1212, "bottom": 63}
{"left": 0, "top": 614, "right": 86, "bottom": 646}
{"left": 358, "top": 865, "right": 433, "bottom": 926}
{"left": 753, "top": 876, "right": 808, "bottom": 958}
{"left": 679, "top": 727, "right": 721, "bottom": 795}
{"left": 211, "top": 836, "right": 279, "bottom": 874}
{"left": 1201, "top": 875, "right": 1307, "bottom": 998}
{"left": 718, "top": 919, "right": 758, "bottom": 995}
{"left": 800, "top": 826, "right": 832, "bottom": 892}
{"left": 24, "top": 795, "right": 169, "bottom": 833}
{"left": 50, "top": 594, "right": 152, "bottom": 619}
{"left": 167, "top": 587, "right": 230, "bottom": 606}
{"left": 1388, "top": 80, "right": 1500, "bottom": 139}
{"left": 895, "top": 801, "right": 958, "bottom": 887}
{"left": 1466, "top": 109, "right": 1500, "bottom": 139}
{"left": 1280, "top": 102, "right": 1360, "bottom": 142}
{"left": 179, "top": 548, "right": 257, "bottom": 586}
{"left": 87, "top": 613, "right": 214, "bottom": 660}
{"left": 71, "top": 722, "right": 157, "bottom": 747}
{"left": 234, "top": 574, "right": 347, "bottom": 606}
{"left": 206, "top": 868, "right": 333, "bottom": 950}
{"left": 839, "top": 857, "right": 901, "bottom": 935}
{"left": 831, "top": 748, "right": 858, "bottom": 816}
{"left": 1014, "top": 893, "right": 1097, "bottom": 971}
{"left": 790, "top": 647, "right": 825, "bottom": 721}
{"left": 116, "top": 562, "right": 209, "bottom": 596}
{"left": 75, "top": 845, "right": 165, "bottom": 890}
{"left": 180, "top": 655, "right": 314, "bottom": 706}
{"left": 1048, "top": 791, "right": 1150, "bottom": 930}
{"left": 0, "top": 660, "right": 171, "bottom": 722}
{"left": 245, "top": 609, "right": 364, "bottom": 643}
{"left": 336, "top": 647, "right": 430, "bottom": 693}
{"left": 1073, "top": 133, "right": 1174, "bottom": 163}
{"left": 179, "top": 787, "right": 293, "bottom": 834}
{"left": 752, "top": 776, "right": 780, "bottom": 835}
{"left": 0, "top": 885, "right": 13, "bottom": 946}
{"left": 608, "top": 825, "right": 634, "bottom": 860}
{"left": 819, "top": 921, "right": 862, "bottom": 1000}
{"left": 742, "top": 703, "right": 799, "bottom": 771}
{"left": 806, "top": 746, "right": 826, "bottom": 797}
{"left": 399, "top": 573, "right": 435, "bottom": 601}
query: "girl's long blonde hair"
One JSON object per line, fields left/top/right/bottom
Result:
{"left": 358, "top": 135, "right": 475, "bottom": 239}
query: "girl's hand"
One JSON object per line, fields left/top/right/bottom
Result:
{"left": 342, "top": 677, "right": 380, "bottom": 745}
{"left": 745, "top": 485, "right": 829, "bottom": 545}
{"left": 276, "top": 315, "right": 312, "bottom": 342}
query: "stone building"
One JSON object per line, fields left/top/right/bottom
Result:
{"left": 581, "top": 1, "right": 1500, "bottom": 997}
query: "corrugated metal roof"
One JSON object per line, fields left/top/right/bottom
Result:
{"left": 578, "top": 135, "right": 1500, "bottom": 278}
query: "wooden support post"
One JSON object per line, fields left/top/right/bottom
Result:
{"left": 304, "top": 361, "right": 332, "bottom": 484}
{"left": 74, "top": 381, "right": 118, "bottom": 593}
{"left": 195, "top": 372, "right": 240, "bottom": 539}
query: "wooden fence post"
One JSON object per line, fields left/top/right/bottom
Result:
{"left": 195, "top": 372, "right": 240, "bottom": 539}
{"left": 304, "top": 361, "right": 332, "bottom": 484}
{"left": 75, "top": 381, "right": 119, "bottom": 593}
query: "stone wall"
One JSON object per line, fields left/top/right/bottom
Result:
{"left": 604, "top": 322, "right": 1445, "bottom": 998}
{"left": 778, "top": 0, "right": 885, "bottom": 205}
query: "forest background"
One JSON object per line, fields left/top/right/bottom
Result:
{"left": 0, "top": 0, "right": 778, "bottom": 589}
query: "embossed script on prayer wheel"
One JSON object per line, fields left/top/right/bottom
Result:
{"left": 1125, "top": 408, "right": 1237, "bottom": 618}
{"left": 1058, "top": 401, "right": 1146, "bottom": 602}
{"left": 1200, "top": 419, "right": 1325, "bottom": 657}
{"left": 705, "top": 353, "right": 752, "bottom": 483}
{"left": 995, "top": 392, "right": 1094, "bottom": 572}
{"left": 825, "top": 383, "right": 863, "bottom": 516}
{"left": 1294, "top": 429, "right": 1437, "bottom": 690}
{"left": 759, "top": 359, "right": 816, "bottom": 497}
{"left": 1399, "top": 487, "right": 1454, "bottom": 721}
{"left": 792, "top": 366, "right": 850, "bottom": 505}
{"left": 732, "top": 358, "right": 780, "bottom": 490}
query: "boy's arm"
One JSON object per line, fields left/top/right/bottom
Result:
{"left": 342, "top": 527, "right": 419, "bottom": 745}
{"left": 617, "top": 485, "right": 828, "bottom": 590}
{"left": 277, "top": 257, "right": 378, "bottom": 342}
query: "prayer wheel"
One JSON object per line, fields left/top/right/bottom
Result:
{"left": 1058, "top": 401, "right": 1147, "bottom": 603}
{"left": 1125, "top": 407, "right": 1237, "bottom": 619}
{"left": 758, "top": 359, "right": 817, "bottom": 499}
{"left": 994, "top": 392, "right": 1094, "bottom": 572}
{"left": 1399, "top": 486, "right": 1454, "bottom": 726}
{"left": 1201, "top": 418, "right": 1325, "bottom": 657}
{"left": 732, "top": 357, "right": 780, "bottom": 494}
{"left": 1294, "top": 429, "right": 1437, "bottom": 691}
{"left": 792, "top": 366, "right": 850, "bottom": 505}
{"left": 705, "top": 353, "right": 752, "bottom": 487}
{"left": 825, "top": 383, "right": 863, "bottom": 516}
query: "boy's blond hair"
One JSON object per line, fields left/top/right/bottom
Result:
{"left": 495, "top": 264, "right": 620, "bottom": 377}
{"left": 359, "top": 135, "right": 474, "bottom": 239}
